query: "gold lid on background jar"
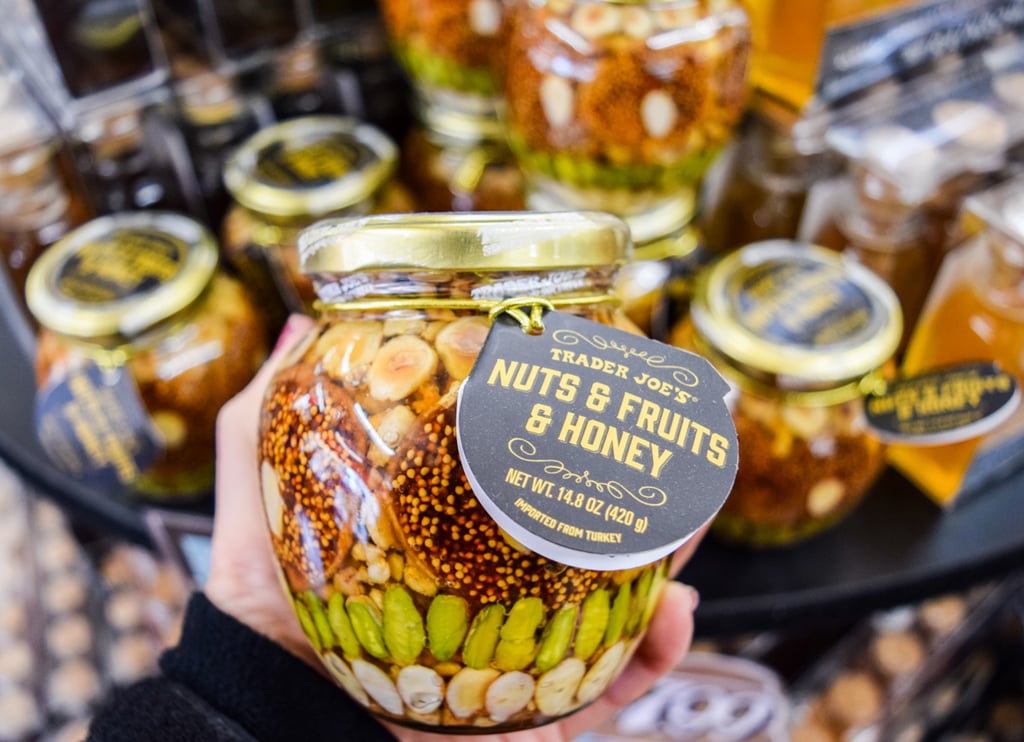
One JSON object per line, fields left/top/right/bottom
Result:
{"left": 690, "top": 240, "right": 902, "bottom": 389}
{"left": 300, "top": 211, "right": 631, "bottom": 274}
{"left": 26, "top": 211, "right": 218, "bottom": 346}
{"left": 223, "top": 115, "right": 398, "bottom": 220}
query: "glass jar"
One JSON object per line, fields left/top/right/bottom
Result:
{"left": 0, "top": 77, "right": 91, "bottom": 316}
{"left": 528, "top": 189, "right": 699, "bottom": 339}
{"left": 173, "top": 69, "right": 268, "bottom": 227}
{"left": 73, "top": 99, "right": 191, "bottom": 215}
{"left": 379, "top": 0, "right": 508, "bottom": 115}
{"left": 814, "top": 178, "right": 930, "bottom": 354}
{"left": 668, "top": 241, "right": 902, "bottom": 546}
{"left": 26, "top": 212, "right": 268, "bottom": 500}
{"left": 702, "top": 112, "right": 835, "bottom": 257}
{"left": 400, "top": 105, "right": 524, "bottom": 212}
{"left": 258, "top": 212, "right": 675, "bottom": 732}
{"left": 887, "top": 179, "right": 1024, "bottom": 505}
{"left": 221, "top": 116, "right": 404, "bottom": 328}
{"left": 503, "top": 0, "right": 751, "bottom": 216}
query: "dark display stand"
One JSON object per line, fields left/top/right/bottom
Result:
{"left": 2, "top": 299, "right": 1022, "bottom": 635}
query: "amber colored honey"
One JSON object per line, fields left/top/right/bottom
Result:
{"left": 746, "top": 0, "right": 915, "bottom": 111}
{"left": 886, "top": 242, "right": 1024, "bottom": 504}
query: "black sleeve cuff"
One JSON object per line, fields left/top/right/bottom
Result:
{"left": 160, "top": 592, "right": 398, "bottom": 742}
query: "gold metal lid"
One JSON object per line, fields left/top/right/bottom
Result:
{"left": 690, "top": 240, "right": 902, "bottom": 384}
{"left": 223, "top": 116, "right": 398, "bottom": 220}
{"left": 418, "top": 97, "right": 506, "bottom": 145}
{"left": 26, "top": 211, "right": 218, "bottom": 345}
{"left": 300, "top": 211, "right": 632, "bottom": 274}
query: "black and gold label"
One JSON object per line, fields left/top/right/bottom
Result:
{"left": 255, "top": 134, "right": 369, "bottom": 188}
{"left": 865, "top": 361, "right": 1020, "bottom": 445}
{"left": 457, "top": 310, "right": 738, "bottom": 571}
{"left": 57, "top": 229, "right": 187, "bottom": 304}
{"left": 34, "top": 362, "right": 163, "bottom": 490}
{"left": 731, "top": 258, "right": 873, "bottom": 348}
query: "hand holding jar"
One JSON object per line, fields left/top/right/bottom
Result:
{"left": 206, "top": 313, "right": 703, "bottom": 739}
{"left": 248, "top": 212, "right": 734, "bottom": 732}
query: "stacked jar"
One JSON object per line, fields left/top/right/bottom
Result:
{"left": 668, "top": 241, "right": 902, "bottom": 546}
{"left": 221, "top": 116, "right": 408, "bottom": 334}
{"left": 502, "top": 0, "right": 751, "bottom": 332}
{"left": 26, "top": 211, "right": 267, "bottom": 501}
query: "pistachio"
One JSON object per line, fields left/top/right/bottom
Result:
{"left": 574, "top": 589, "right": 609, "bottom": 661}
{"left": 463, "top": 603, "right": 505, "bottom": 669}
{"left": 605, "top": 582, "right": 631, "bottom": 646}
{"left": 303, "top": 592, "right": 336, "bottom": 650}
{"left": 535, "top": 603, "right": 577, "bottom": 672}
{"left": 427, "top": 595, "right": 470, "bottom": 661}
{"left": 383, "top": 586, "right": 426, "bottom": 665}
{"left": 346, "top": 596, "right": 389, "bottom": 659}
{"left": 328, "top": 592, "right": 363, "bottom": 659}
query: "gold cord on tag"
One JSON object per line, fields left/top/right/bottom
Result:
{"left": 313, "top": 293, "right": 619, "bottom": 333}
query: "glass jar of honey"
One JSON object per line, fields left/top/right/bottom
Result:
{"left": 669, "top": 240, "right": 902, "bottom": 546}
{"left": 258, "top": 212, "right": 686, "bottom": 731}
{"left": 887, "top": 177, "right": 1024, "bottom": 505}
{"left": 221, "top": 116, "right": 404, "bottom": 326}
{"left": 503, "top": 0, "right": 751, "bottom": 217}
{"left": 26, "top": 211, "right": 267, "bottom": 500}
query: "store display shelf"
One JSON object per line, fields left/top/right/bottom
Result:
{"left": 2, "top": 309, "right": 1022, "bottom": 634}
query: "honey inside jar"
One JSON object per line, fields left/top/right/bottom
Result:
{"left": 258, "top": 212, "right": 679, "bottom": 732}
{"left": 669, "top": 240, "right": 903, "bottom": 547}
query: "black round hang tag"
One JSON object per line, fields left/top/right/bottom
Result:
{"left": 456, "top": 310, "right": 738, "bottom": 571}
{"left": 864, "top": 361, "right": 1021, "bottom": 445}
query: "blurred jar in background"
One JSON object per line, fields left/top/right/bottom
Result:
{"left": 0, "top": 74, "right": 91, "bottom": 318}
{"left": 173, "top": 68, "right": 271, "bottom": 226}
{"left": 27, "top": 211, "right": 267, "bottom": 501}
{"left": 72, "top": 98, "right": 192, "bottom": 215}
{"left": 400, "top": 103, "right": 523, "bottom": 212}
{"left": 34, "top": 0, "right": 165, "bottom": 99}
{"left": 703, "top": 112, "right": 836, "bottom": 257}
{"left": 668, "top": 241, "right": 902, "bottom": 547}
{"left": 503, "top": 0, "right": 751, "bottom": 218}
{"left": 221, "top": 116, "right": 408, "bottom": 332}
{"left": 379, "top": 0, "right": 509, "bottom": 117}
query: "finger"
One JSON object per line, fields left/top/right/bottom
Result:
{"left": 558, "top": 580, "right": 697, "bottom": 741}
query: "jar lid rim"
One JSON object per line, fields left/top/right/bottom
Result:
{"left": 299, "top": 211, "right": 633, "bottom": 274}
{"left": 223, "top": 115, "right": 397, "bottom": 219}
{"left": 26, "top": 211, "right": 218, "bottom": 344}
{"left": 690, "top": 240, "right": 902, "bottom": 384}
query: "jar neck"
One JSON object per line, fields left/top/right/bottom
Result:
{"left": 312, "top": 267, "right": 620, "bottom": 309}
